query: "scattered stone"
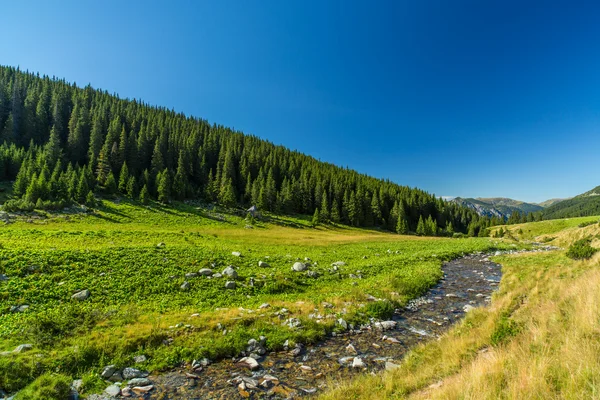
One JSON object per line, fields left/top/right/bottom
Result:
{"left": 232, "top": 251, "right": 242, "bottom": 257}
{"left": 101, "top": 365, "right": 118, "bottom": 379}
{"left": 306, "top": 270, "right": 319, "bottom": 278}
{"left": 322, "top": 302, "right": 334, "bottom": 308}
{"left": 346, "top": 343, "right": 357, "bottom": 354}
{"left": 212, "top": 273, "right": 223, "bottom": 279}
{"left": 0, "top": 274, "right": 7, "bottom": 281}
{"left": 259, "top": 303, "right": 271, "bottom": 309}
{"left": 132, "top": 385, "right": 154, "bottom": 394}
{"left": 374, "top": 321, "right": 397, "bottom": 330}
{"left": 352, "top": 357, "right": 365, "bottom": 368}
{"left": 337, "top": 318, "right": 348, "bottom": 330}
{"left": 180, "top": 281, "right": 190, "bottom": 291}
{"left": 247, "top": 338, "right": 267, "bottom": 356}
{"left": 71, "top": 289, "right": 91, "bottom": 301}
{"left": 385, "top": 361, "right": 400, "bottom": 371}
{"left": 292, "top": 262, "right": 307, "bottom": 272}
{"left": 463, "top": 304, "right": 476, "bottom": 313}
{"left": 105, "top": 384, "right": 121, "bottom": 397}
{"left": 225, "top": 281, "right": 236, "bottom": 289}
{"left": 108, "top": 371, "right": 123, "bottom": 382}
{"left": 331, "top": 261, "right": 346, "bottom": 267}
{"left": 156, "top": 242, "right": 166, "bottom": 248}
{"left": 121, "top": 386, "right": 133, "bottom": 397}
{"left": 133, "top": 355, "right": 147, "bottom": 364}
{"left": 383, "top": 335, "right": 401, "bottom": 344}
{"left": 236, "top": 356, "right": 260, "bottom": 370}
{"left": 258, "top": 261, "right": 270, "bottom": 267}
{"left": 300, "top": 365, "right": 312, "bottom": 372}
{"left": 222, "top": 266, "right": 238, "bottom": 279}
{"left": 185, "top": 272, "right": 198, "bottom": 278}
{"left": 198, "top": 268, "right": 213, "bottom": 276}
{"left": 122, "top": 367, "right": 144, "bottom": 379}
{"left": 127, "top": 378, "right": 151, "bottom": 387}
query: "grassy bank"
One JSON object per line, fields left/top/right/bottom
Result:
{"left": 319, "top": 217, "right": 600, "bottom": 399}
{"left": 0, "top": 200, "right": 508, "bottom": 397}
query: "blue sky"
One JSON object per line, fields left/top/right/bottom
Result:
{"left": 2, "top": 0, "right": 600, "bottom": 203}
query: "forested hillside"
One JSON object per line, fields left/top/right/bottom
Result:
{"left": 543, "top": 186, "right": 600, "bottom": 219}
{"left": 0, "top": 66, "right": 489, "bottom": 235}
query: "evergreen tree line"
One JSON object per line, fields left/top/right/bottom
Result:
{"left": 0, "top": 65, "right": 495, "bottom": 235}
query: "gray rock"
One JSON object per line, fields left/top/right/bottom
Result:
{"left": 385, "top": 361, "right": 400, "bottom": 371}
{"left": 232, "top": 251, "right": 242, "bottom": 257}
{"left": 0, "top": 274, "right": 8, "bottom": 281}
{"left": 337, "top": 318, "right": 348, "bottom": 330}
{"left": 212, "top": 273, "right": 223, "bottom": 279}
{"left": 71, "top": 289, "right": 91, "bottom": 301}
{"left": 258, "top": 261, "right": 270, "bottom": 267}
{"left": 104, "top": 384, "right": 121, "bottom": 397}
{"left": 198, "top": 268, "right": 213, "bottom": 276}
{"left": 133, "top": 355, "right": 147, "bottom": 364}
{"left": 222, "top": 266, "right": 238, "bottom": 279}
{"left": 247, "top": 338, "right": 267, "bottom": 355}
{"left": 292, "top": 262, "right": 307, "bottom": 272}
{"left": 463, "top": 304, "right": 476, "bottom": 313}
{"left": 331, "top": 261, "right": 346, "bottom": 267}
{"left": 185, "top": 272, "right": 198, "bottom": 278}
{"left": 225, "top": 281, "right": 236, "bottom": 289}
{"left": 352, "top": 357, "right": 365, "bottom": 368}
{"left": 156, "top": 242, "right": 166, "bottom": 248}
{"left": 374, "top": 321, "right": 397, "bottom": 330}
{"left": 107, "top": 371, "right": 122, "bottom": 382}
{"left": 259, "top": 303, "right": 271, "bottom": 309}
{"left": 101, "top": 365, "right": 117, "bottom": 379}
{"left": 306, "top": 270, "right": 319, "bottom": 278}
{"left": 122, "top": 367, "right": 144, "bottom": 379}
{"left": 236, "top": 356, "right": 259, "bottom": 370}
{"left": 180, "top": 281, "right": 190, "bottom": 291}
{"left": 127, "top": 377, "right": 151, "bottom": 386}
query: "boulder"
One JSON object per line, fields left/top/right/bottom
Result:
{"left": 122, "top": 367, "right": 144, "bottom": 380}
{"left": 292, "top": 262, "right": 307, "bottom": 272}
{"left": 101, "top": 365, "right": 117, "bottom": 379}
{"left": 198, "top": 268, "right": 213, "bottom": 276}
{"left": 225, "top": 281, "right": 236, "bottom": 289}
{"left": 71, "top": 289, "right": 91, "bottom": 301}
{"left": 222, "top": 266, "right": 238, "bottom": 279}
{"left": 105, "top": 384, "right": 121, "bottom": 397}
{"left": 236, "top": 356, "right": 260, "bottom": 370}
{"left": 127, "top": 378, "right": 151, "bottom": 386}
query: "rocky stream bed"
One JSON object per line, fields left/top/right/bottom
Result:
{"left": 93, "top": 252, "right": 502, "bottom": 400}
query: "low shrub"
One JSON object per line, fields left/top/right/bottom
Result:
{"left": 14, "top": 373, "right": 72, "bottom": 400}
{"left": 566, "top": 237, "right": 598, "bottom": 260}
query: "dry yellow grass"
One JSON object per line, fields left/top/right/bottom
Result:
{"left": 318, "top": 227, "right": 600, "bottom": 400}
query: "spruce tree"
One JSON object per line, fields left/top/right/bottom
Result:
{"left": 126, "top": 176, "right": 137, "bottom": 198}
{"left": 312, "top": 208, "right": 320, "bottom": 227}
{"left": 76, "top": 172, "right": 89, "bottom": 203}
{"left": 416, "top": 216, "right": 426, "bottom": 236}
{"left": 139, "top": 184, "right": 150, "bottom": 205}
{"left": 157, "top": 168, "right": 171, "bottom": 203}
{"left": 104, "top": 171, "right": 117, "bottom": 194}
{"left": 118, "top": 162, "right": 129, "bottom": 193}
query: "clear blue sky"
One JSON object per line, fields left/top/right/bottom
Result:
{"left": 2, "top": 0, "right": 600, "bottom": 203}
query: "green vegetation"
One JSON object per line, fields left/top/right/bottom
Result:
{"left": 566, "top": 237, "right": 598, "bottom": 260}
{"left": 0, "top": 199, "right": 509, "bottom": 395}
{"left": 13, "top": 373, "right": 72, "bottom": 400}
{"left": 543, "top": 185, "right": 600, "bottom": 219}
{"left": 0, "top": 65, "right": 493, "bottom": 236}
{"left": 319, "top": 215, "right": 600, "bottom": 400}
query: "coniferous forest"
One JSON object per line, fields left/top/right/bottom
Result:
{"left": 0, "top": 66, "right": 493, "bottom": 235}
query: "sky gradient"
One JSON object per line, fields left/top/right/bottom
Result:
{"left": 2, "top": 0, "right": 600, "bottom": 203}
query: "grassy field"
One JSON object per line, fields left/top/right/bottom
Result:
{"left": 319, "top": 217, "right": 600, "bottom": 399}
{"left": 0, "top": 199, "right": 511, "bottom": 397}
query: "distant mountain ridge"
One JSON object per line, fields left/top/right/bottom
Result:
{"left": 451, "top": 197, "right": 543, "bottom": 219}
{"left": 536, "top": 198, "right": 569, "bottom": 208}
{"left": 543, "top": 185, "right": 600, "bottom": 219}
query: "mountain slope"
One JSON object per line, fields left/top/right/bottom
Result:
{"left": 537, "top": 198, "right": 568, "bottom": 208}
{"left": 543, "top": 185, "right": 600, "bottom": 219}
{"left": 452, "top": 197, "right": 542, "bottom": 219}
{"left": 0, "top": 65, "right": 485, "bottom": 235}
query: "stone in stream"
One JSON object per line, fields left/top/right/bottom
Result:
{"left": 71, "top": 289, "right": 90, "bottom": 301}
{"left": 222, "top": 266, "right": 238, "bottom": 279}
{"left": 127, "top": 377, "right": 151, "bottom": 386}
{"left": 132, "top": 385, "right": 154, "bottom": 394}
{"left": 258, "top": 261, "right": 270, "bottom": 267}
{"left": 382, "top": 335, "right": 401, "bottom": 344}
{"left": 225, "top": 281, "right": 236, "bottom": 289}
{"left": 236, "top": 356, "right": 260, "bottom": 370}
{"left": 463, "top": 304, "right": 476, "bottom": 313}
{"left": 198, "top": 268, "right": 213, "bottom": 276}
{"left": 352, "top": 357, "right": 366, "bottom": 368}
{"left": 374, "top": 321, "right": 397, "bottom": 330}
{"left": 292, "top": 262, "right": 307, "bottom": 272}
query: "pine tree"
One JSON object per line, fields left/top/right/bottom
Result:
{"left": 172, "top": 153, "right": 188, "bottom": 200}
{"left": 312, "top": 208, "right": 320, "bottom": 227}
{"left": 139, "top": 184, "right": 150, "bottom": 205}
{"left": 85, "top": 190, "right": 96, "bottom": 207}
{"left": 104, "top": 171, "right": 117, "bottom": 194}
{"left": 126, "top": 176, "right": 137, "bottom": 198}
{"left": 426, "top": 215, "right": 437, "bottom": 236}
{"left": 445, "top": 221, "right": 454, "bottom": 235}
{"left": 118, "top": 162, "right": 129, "bottom": 193}
{"left": 157, "top": 168, "right": 171, "bottom": 203}
{"left": 44, "top": 127, "right": 62, "bottom": 169}
{"left": 416, "top": 216, "right": 426, "bottom": 236}
{"left": 75, "top": 172, "right": 89, "bottom": 203}
{"left": 219, "top": 177, "right": 236, "bottom": 207}
{"left": 320, "top": 191, "right": 329, "bottom": 222}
